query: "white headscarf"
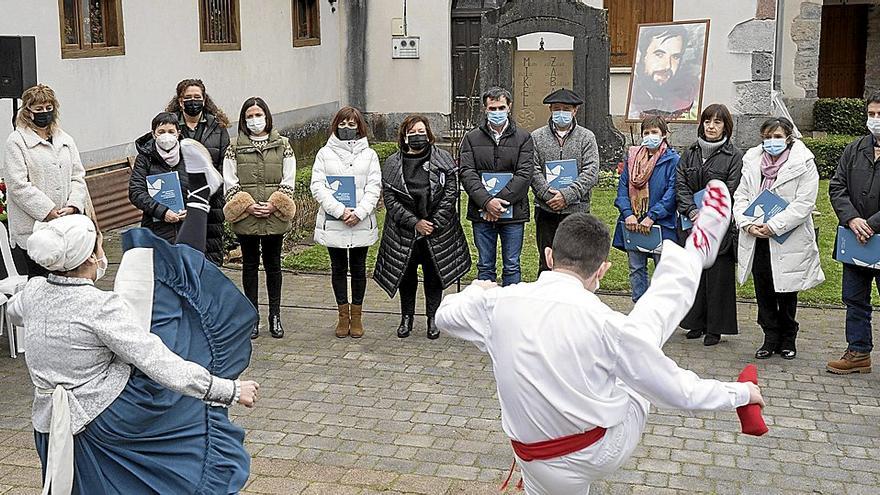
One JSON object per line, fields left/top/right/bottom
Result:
{"left": 27, "top": 215, "right": 97, "bottom": 272}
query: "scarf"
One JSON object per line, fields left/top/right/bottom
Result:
{"left": 760, "top": 147, "right": 790, "bottom": 190}
{"left": 627, "top": 141, "right": 667, "bottom": 218}
{"left": 157, "top": 142, "right": 181, "bottom": 167}
{"left": 697, "top": 137, "right": 726, "bottom": 164}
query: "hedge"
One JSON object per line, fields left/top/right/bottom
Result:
{"left": 802, "top": 134, "right": 857, "bottom": 179}
{"left": 813, "top": 98, "right": 865, "bottom": 136}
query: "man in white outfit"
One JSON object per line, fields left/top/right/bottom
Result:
{"left": 436, "top": 180, "right": 765, "bottom": 494}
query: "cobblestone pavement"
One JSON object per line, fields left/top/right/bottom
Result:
{"left": 1, "top": 240, "right": 879, "bottom": 493}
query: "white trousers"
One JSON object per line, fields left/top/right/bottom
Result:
{"left": 517, "top": 241, "right": 701, "bottom": 495}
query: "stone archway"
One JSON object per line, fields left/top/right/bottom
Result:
{"left": 479, "top": 0, "right": 623, "bottom": 167}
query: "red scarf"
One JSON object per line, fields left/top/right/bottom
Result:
{"left": 627, "top": 142, "right": 667, "bottom": 217}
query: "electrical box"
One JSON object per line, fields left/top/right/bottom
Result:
{"left": 392, "top": 36, "right": 420, "bottom": 59}
{"left": 391, "top": 18, "right": 405, "bottom": 37}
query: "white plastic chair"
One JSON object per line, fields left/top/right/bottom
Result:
{"left": 0, "top": 222, "right": 27, "bottom": 357}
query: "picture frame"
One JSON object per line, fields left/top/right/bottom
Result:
{"left": 624, "top": 19, "right": 710, "bottom": 124}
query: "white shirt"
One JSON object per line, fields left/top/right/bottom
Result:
{"left": 490, "top": 122, "right": 509, "bottom": 143}
{"left": 436, "top": 243, "right": 750, "bottom": 444}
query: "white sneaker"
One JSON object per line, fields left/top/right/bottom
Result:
{"left": 180, "top": 138, "right": 223, "bottom": 195}
{"left": 686, "top": 179, "right": 732, "bottom": 269}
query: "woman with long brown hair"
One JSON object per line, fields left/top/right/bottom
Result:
{"left": 3, "top": 84, "right": 89, "bottom": 277}
{"left": 165, "top": 78, "right": 230, "bottom": 265}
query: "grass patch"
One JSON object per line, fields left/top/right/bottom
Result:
{"left": 284, "top": 180, "right": 851, "bottom": 305}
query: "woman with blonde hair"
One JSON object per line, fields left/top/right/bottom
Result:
{"left": 3, "top": 84, "right": 88, "bottom": 277}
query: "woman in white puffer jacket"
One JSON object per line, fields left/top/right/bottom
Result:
{"left": 310, "top": 106, "right": 382, "bottom": 339}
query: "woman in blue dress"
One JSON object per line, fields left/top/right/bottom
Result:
{"left": 9, "top": 140, "right": 259, "bottom": 495}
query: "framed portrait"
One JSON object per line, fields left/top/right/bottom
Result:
{"left": 624, "top": 19, "right": 710, "bottom": 123}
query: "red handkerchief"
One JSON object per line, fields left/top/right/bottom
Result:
{"left": 736, "top": 364, "right": 768, "bottom": 436}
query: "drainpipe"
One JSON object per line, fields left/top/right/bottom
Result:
{"left": 773, "top": 0, "right": 784, "bottom": 91}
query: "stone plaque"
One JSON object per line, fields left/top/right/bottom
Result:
{"left": 512, "top": 50, "right": 574, "bottom": 131}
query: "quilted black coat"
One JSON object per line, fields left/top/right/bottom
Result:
{"left": 373, "top": 147, "right": 471, "bottom": 296}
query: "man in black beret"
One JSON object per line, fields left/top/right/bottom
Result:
{"left": 530, "top": 88, "right": 600, "bottom": 273}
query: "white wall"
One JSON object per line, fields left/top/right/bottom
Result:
{"left": 364, "top": 0, "right": 452, "bottom": 115}
{"left": 0, "top": 0, "right": 342, "bottom": 164}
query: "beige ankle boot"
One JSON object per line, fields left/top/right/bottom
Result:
{"left": 350, "top": 305, "right": 364, "bottom": 338}
{"left": 335, "top": 304, "right": 350, "bottom": 338}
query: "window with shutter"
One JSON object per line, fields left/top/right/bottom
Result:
{"left": 58, "top": 0, "right": 125, "bottom": 59}
{"left": 199, "top": 0, "right": 241, "bottom": 52}
{"left": 293, "top": 0, "right": 321, "bottom": 47}
{"left": 605, "top": 0, "right": 674, "bottom": 68}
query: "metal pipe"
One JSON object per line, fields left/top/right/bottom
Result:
{"left": 773, "top": 0, "right": 785, "bottom": 91}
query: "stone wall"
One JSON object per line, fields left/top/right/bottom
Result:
{"left": 727, "top": 10, "right": 776, "bottom": 149}
{"left": 791, "top": 1, "right": 822, "bottom": 99}
{"left": 865, "top": 5, "right": 880, "bottom": 97}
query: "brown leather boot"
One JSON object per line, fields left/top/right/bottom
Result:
{"left": 335, "top": 304, "right": 350, "bottom": 338}
{"left": 350, "top": 304, "right": 364, "bottom": 338}
{"left": 826, "top": 350, "right": 871, "bottom": 374}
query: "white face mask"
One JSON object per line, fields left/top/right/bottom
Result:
{"left": 155, "top": 133, "right": 179, "bottom": 151}
{"left": 867, "top": 117, "right": 880, "bottom": 137}
{"left": 95, "top": 255, "right": 108, "bottom": 281}
{"left": 246, "top": 116, "right": 266, "bottom": 134}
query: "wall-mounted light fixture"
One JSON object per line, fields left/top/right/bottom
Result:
{"left": 328, "top": 0, "right": 337, "bottom": 13}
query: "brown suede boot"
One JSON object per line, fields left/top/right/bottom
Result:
{"left": 826, "top": 350, "right": 871, "bottom": 374}
{"left": 350, "top": 305, "right": 364, "bottom": 338}
{"left": 335, "top": 304, "right": 350, "bottom": 338}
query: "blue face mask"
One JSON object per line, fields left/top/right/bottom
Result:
{"left": 487, "top": 110, "right": 508, "bottom": 127}
{"left": 762, "top": 138, "right": 787, "bottom": 157}
{"left": 641, "top": 134, "right": 663, "bottom": 149}
{"left": 551, "top": 110, "right": 573, "bottom": 127}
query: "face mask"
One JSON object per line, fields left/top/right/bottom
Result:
{"left": 762, "top": 138, "right": 787, "bottom": 157}
{"left": 641, "top": 134, "right": 663, "bottom": 149}
{"left": 183, "top": 99, "right": 204, "bottom": 117}
{"left": 551, "top": 110, "right": 573, "bottom": 127}
{"left": 95, "top": 255, "right": 108, "bottom": 281}
{"left": 155, "top": 133, "right": 179, "bottom": 151}
{"left": 246, "top": 116, "right": 266, "bottom": 134}
{"left": 32, "top": 110, "right": 54, "bottom": 128}
{"left": 487, "top": 110, "right": 508, "bottom": 127}
{"left": 407, "top": 134, "right": 429, "bottom": 149}
{"left": 337, "top": 127, "right": 358, "bottom": 141}
{"left": 867, "top": 118, "right": 880, "bottom": 136}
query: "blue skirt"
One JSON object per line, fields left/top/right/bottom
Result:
{"left": 36, "top": 228, "right": 257, "bottom": 494}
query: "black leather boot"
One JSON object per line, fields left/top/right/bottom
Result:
{"left": 397, "top": 315, "right": 414, "bottom": 338}
{"left": 269, "top": 313, "right": 284, "bottom": 338}
{"left": 250, "top": 319, "right": 260, "bottom": 340}
{"left": 426, "top": 316, "right": 439, "bottom": 340}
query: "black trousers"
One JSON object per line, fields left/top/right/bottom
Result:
{"left": 680, "top": 248, "right": 738, "bottom": 335}
{"left": 751, "top": 238, "right": 798, "bottom": 349}
{"left": 327, "top": 246, "right": 368, "bottom": 305}
{"left": 11, "top": 246, "right": 47, "bottom": 279}
{"left": 238, "top": 234, "right": 284, "bottom": 316}
{"left": 400, "top": 239, "right": 443, "bottom": 317}
{"left": 535, "top": 207, "right": 569, "bottom": 274}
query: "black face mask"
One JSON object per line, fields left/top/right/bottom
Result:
{"left": 407, "top": 134, "right": 429, "bottom": 150}
{"left": 183, "top": 100, "right": 204, "bottom": 117}
{"left": 32, "top": 110, "right": 54, "bottom": 128}
{"left": 337, "top": 128, "right": 358, "bottom": 141}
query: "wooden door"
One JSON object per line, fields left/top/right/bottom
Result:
{"left": 818, "top": 5, "right": 868, "bottom": 98}
{"left": 451, "top": 13, "right": 482, "bottom": 129}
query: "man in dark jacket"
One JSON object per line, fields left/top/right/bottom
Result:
{"left": 827, "top": 92, "right": 880, "bottom": 375}
{"left": 459, "top": 87, "right": 534, "bottom": 286}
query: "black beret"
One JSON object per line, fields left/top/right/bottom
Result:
{"left": 542, "top": 88, "right": 583, "bottom": 106}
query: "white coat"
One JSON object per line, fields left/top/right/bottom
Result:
{"left": 310, "top": 135, "right": 382, "bottom": 249}
{"left": 2, "top": 126, "right": 88, "bottom": 248}
{"left": 733, "top": 140, "right": 825, "bottom": 293}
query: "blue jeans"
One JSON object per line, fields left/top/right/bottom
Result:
{"left": 842, "top": 263, "right": 880, "bottom": 353}
{"left": 472, "top": 222, "right": 525, "bottom": 286}
{"left": 627, "top": 251, "right": 659, "bottom": 302}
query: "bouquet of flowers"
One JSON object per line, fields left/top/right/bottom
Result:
{"left": 0, "top": 179, "right": 8, "bottom": 222}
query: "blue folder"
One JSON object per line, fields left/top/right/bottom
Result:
{"left": 146, "top": 171, "right": 184, "bottom": 213}
{"left": 326, "top": 175, "right": 357, "bottom": 208}
{"left": 742, "top": 189, "right": 793, "bottom": 244}
{"left": 545, "top": 159, "right": 577, "bottom": 189}
{"left": 680, "top": 189, "right": 705, "bottom": 230}
{"left": 481, "top": 172, "right": 513, "bottom": 219}
{"left": 620, "top": 222, "right": 663, "bottom": 254}
{"left": 836, "top": 226, "right": 880, "bottom": 269}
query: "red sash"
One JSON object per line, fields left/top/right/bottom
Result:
{"left": 511, "top": 427, "right": 607, "bottom": 462}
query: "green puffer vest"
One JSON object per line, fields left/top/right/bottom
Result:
{"left": 231, "top": 130, "right": 292, "bottom": 236}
